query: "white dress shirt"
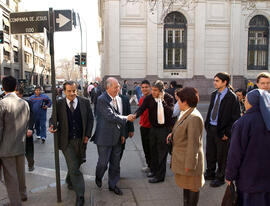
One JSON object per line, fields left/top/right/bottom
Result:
{"left": 108, "top": 93, "right": 127, "bottom": 122}
{"left": 66, "top": 97, "right": 78, "bottom": 110}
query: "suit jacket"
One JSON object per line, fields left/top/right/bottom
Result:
{"left": 119, "top": 94, "right": 134, "bottom": 138}
{"left": 93, "top": 92, "right": 127, "bottom": 146}
{"left": 0, "top": 93, "right": 30, "bottom": 157}
{"left": 26, "top": 99, "right": 35, "bottom": 131}
{"left": 171, "top": 108, "right": 204, "bottom": 177}
{"left": 90, "top": 86, "right": 102, "bottom": 104}
{"left": 51, "top": 96, "right": 94, "bottom": 151}
{"left": 205, "top": 89, "right": 241, "bottom": 138}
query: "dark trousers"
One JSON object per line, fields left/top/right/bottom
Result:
{"left": 140, "top": 126, "right": 151, "bottom": 168}
{"left": 149, "top": 127, "right": 170, "bottom": 180}
{"left": 237, "top": 191, "right": 270, "bottom": 206}
{"left": 34, "top": 119, "right": 47, "bottom": 138}
{"left": 206, "top": 125, "right": 229, "bottom": 180}
{"left": 96, "top": 143, "right": 122, "bottom": 189}
{"left": 25, "top": 136, "right": 34, "bottom": 168}
{"left": 62, "top": 139, "right": 85, "bottom": 197}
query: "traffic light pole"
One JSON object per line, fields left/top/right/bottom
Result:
{"left": 77, "top": 13, "right": 84, "bottom": 89}
{"left": 49, "top": 7, "right": 62, "bottom": 203}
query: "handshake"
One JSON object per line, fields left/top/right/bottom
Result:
{"left": 127, "top": 114, "right": 136, "bottom": 122}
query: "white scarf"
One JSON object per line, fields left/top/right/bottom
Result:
{"left": 155, "top": 92, "right": 165, "bottom": 124}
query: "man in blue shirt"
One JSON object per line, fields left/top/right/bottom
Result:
{"left": 204, "top": 72, "right": 240, "bottom": 187}
{"left": 29, "top": 86, "right": 52, "bottom": 143}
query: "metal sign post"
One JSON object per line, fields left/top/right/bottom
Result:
{"left": 48, "top": 8, "right": 62, "bottom": 203}
{"left": 10, "top": 9, "right": 75, "bottom": 202}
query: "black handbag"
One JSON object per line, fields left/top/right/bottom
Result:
{"left": 221, "top": 182, "right": 238, "bottom": 206}
{"left": 167, "top": 135, "right": 173, "bottom": 155}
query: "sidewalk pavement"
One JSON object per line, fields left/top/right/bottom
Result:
{"left": 0, "top": 168, "right": 226, "bottom": 206}
{"left": 0, "top": 101, "right": 227, "bottom": 206}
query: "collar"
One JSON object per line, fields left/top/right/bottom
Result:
{"left": 154, "top": 91, "right": 165, "bottom": 102}
{"left": 4, "top": 92, "right": 16, "bottom": 98}
{"left": 218, "top": 87, "right": 228, "bottom": 95}
{"left": 178, "top": 107, "right": 191, "bottom": 121}
{"left": 173, "top": 107, "right": 195, "bottom": 133}
{"left": 66, "top": 97, "right": 78, "bottom": 105}
{"left": 107, "top": 92, "right": 116, "bottom": 101}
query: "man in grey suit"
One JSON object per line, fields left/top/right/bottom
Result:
{"left": 0, "top": 76, "right": 30, "bottom": 206}
{"left": 93, "top": 77, "right": 134, "bottom": 195}
{"left": 49, "top": 81, "right": 94, "bottom": 206}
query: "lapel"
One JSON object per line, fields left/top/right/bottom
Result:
{"left": 60, "top": 98, "right": 69, "bottom": 130}
{"left": 210, "top": 91, "right": 217, "bottom": 109}
{"left": 104, "top": 92, "right": 120, "bottom": 114}
{"left": 218, "top": 88, "right": 230, "bottom": 115}
{"left": 78, "top": 97, "right": 86, "bottom": 131}
{"left": 172, "top": 108, "right": 195, "bottom": 134}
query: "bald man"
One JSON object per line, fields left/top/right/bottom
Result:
{"left": 93, "top": 77, "right": 134, "bottom": 195}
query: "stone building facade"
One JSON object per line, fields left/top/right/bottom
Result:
{"left": 98, "top": 0, "right": 270, "bottom": 97}
{"left": 0, "top": 0, "right": 51, "bottom": 86}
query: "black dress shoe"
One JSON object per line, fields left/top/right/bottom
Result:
{"left": 210, "top": 179, "right": 225, "bottom": 187}
{"left": 95, "top": 177, "right": 102, "bottom": 188}
{"left": 148, "top": 177, "right": 164, "bottom": 183}
{"left": 147, "top": 172, "right": 155, "bottom": 178}
{"left": 21, "top": 196, "right": 28, "bottom": 202}
{"left": 76, "top": 196, "right": 84, "bottom": 206}
{"left": 204, "top": 173, "right": 215, "bottom": 180}
{"left": 109, "top": 186, "right": 123, "bottom": 195}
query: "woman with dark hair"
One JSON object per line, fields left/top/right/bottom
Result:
{"left": 226, "top": 89, "right": 270, "bottom": 206}
{"left": 167, "top": 87, "right": 205, "bottom": 206}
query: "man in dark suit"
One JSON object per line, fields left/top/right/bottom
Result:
{"left": 93, "top": 77, "right": 135, "bottom": 196}
{"left": 204, "top": 72, "right": 240, "bottom": 187}
{"left": 16, "top": 87, "right": 35, "bottom": 172}
{"left": 133, "top": 80, "right": 174, "bottom": 184}
{"left": 116, "top": 85, "right": 134, "bottom": 159}
{"left": 49, "top": 81, "right": 94, "bottom": 206}
{"left": 90, "top": 82, "right": 102, "bottom": 116}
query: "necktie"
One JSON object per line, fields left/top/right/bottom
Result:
{"left": 211, "top": 92, "right": 221, "bottom": 121}
{"left": 156, "top": 98, "right": 165, "bottom": 124}
{"left": 70, "top": 100, "right": 74, "bottom": 113}
{"left": 113, "top": 98, "right": 119, "bottom": 112}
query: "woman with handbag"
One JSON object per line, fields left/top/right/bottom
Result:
{"left": 167, "top": 87, "right": 205, "bottom": 206}
{"left": 225, "top": 89, "right": 270, "bottom": 206}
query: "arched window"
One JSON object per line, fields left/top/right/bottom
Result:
{"left": 164, "top": 12, "right": 187, "bottom": 70}
{"left": 248, "top": 15, "right": 269, "bottom": 70}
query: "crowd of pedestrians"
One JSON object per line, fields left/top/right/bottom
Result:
{"left": 0, "top": 71, "right": 269, "bottom": 206}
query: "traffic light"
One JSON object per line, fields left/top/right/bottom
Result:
{"left": 80, "top": 52, "right": 87, "bottom": 67}
{"left": 0, "top": 31, "right": 3, "bottom": 44}
{"left": 75, "top": 54, "right": 80, "bottom": 65}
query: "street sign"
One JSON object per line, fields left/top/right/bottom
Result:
{"left": 54, "top": 10, "right": 72, "bottom": 32}
{"left": 10, "top": 11, "right": 48, "bottom": 34}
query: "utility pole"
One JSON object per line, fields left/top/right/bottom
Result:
{"left": 77, "top": 13, "right": 83, "bottom": 89}
{"left": 49, "top": 7, "right": 62, "bottom": 203}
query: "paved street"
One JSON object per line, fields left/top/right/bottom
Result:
{"left": 0, "top": 96, "right": 226, "bottom": 206}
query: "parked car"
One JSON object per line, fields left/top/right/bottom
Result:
{"left": 23, "top": 85, "right": 35, "bottom": 96}
{"left": 43, "top": 85, "right": 52, "bottom": 93}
